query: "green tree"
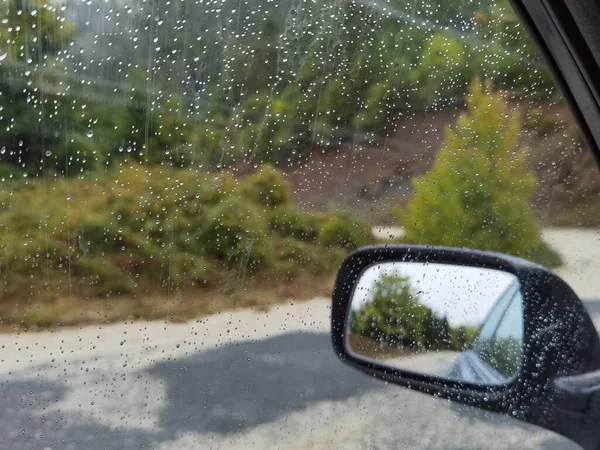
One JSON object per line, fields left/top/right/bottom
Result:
{"left": 351, "top": 274, "right": 430, "bottom": 348}
{"left": 476, "top": 0, "right": 555, "bottom": 97}
{"left": 450, "top": 325, "right": 477, "bottom": 351}
{"left": 413, "top": 34, "right": 477, "bottom": 106}
{"left": 0, "top": 0, "right": 79, "bottom": 174}
{"left": 423, "top": 311, "right": 459, "bottom": 350}
{"left": 241, "top": 164, "right": 292, "bottom": 208}
{"left": 0, "top": 0, "right": 75, "bottom": 63}
{"left": 402, "top": 80, "right": 560, "bottom": 266}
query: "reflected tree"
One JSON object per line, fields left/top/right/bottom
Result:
{"left": 350, "top": 274, "right": 476, "bottom": 351}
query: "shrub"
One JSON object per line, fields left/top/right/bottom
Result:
{"left": 200, "top": 197, "right": 273, "bottom": 269}
{"left": 402, "top": 80, "right": 561, "bottom": 267}
{"left": 318, "top": 210, "right": 372, "bottom": 250}
{"left": 0, "top": 162, "right": 348, "bottom": 306}
{"left": 273, "top": 238, "right": 327, "bottom": 278}
{"left": 412, "top": 34, "right": 477, "bottom": 106}
{"left": 240, "top": 164, "right": 292, "bottom": 208}
{"left": 0, "top": 162, "right": 23, "bottom": 180}
{"left": 48, "top": 133, "right": 101, "bottom": 174}
{"left": 193, "top": 121, "right": 229, "bottom": 168}
{"left": 74, "top": 257, "right": 136, "bottom": 295}
{"left": 267, "top": 208, "right": 323, "bottom": 242}
{"left": 167, "top": 252, "right": 212, "bottom": 285}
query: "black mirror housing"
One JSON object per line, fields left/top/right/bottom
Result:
{"left": 331, "top": 245, "right": 600, "bottom": 449}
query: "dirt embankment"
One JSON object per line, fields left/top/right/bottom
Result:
{"left": 284, "top": 100, "right": 600, "bottom": 226}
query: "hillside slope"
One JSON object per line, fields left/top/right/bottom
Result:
{"left": 284, "top": 100, "right": 600, "bottom": 226}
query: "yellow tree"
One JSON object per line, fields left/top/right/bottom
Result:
{"left": 403, "top": 80, "right": 560, "bottom": 266}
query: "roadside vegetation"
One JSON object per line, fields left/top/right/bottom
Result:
{"left": 399, "top": 81, "right": 562, "bottom": 268}
{"left": 0, "top": 0, "right": 572, "bottom": 329}
{"left": 0, "top": 163, "right": 374, "bottom": 328}
{"left": 350, "top": 274, "right": 478, "bottom": 355}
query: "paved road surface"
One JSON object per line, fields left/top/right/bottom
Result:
{"left": 0, "top": 297, "right": 587, "bottom": 450}
{"left": 384, "top": 350, "right": 460, "bottom": 376}
{"left": 1, "top": 228, "right": 599, "bottom": 449}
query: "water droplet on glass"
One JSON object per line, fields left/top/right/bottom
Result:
{"left": 86, "top": 130, "right": 94, "bottom": 138}
{"left": 0, "top": 53, "right": 7, "bottom": 62}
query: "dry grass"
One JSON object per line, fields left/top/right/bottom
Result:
{"left": 0, "top": 274, "right": 336, "bottom": 332}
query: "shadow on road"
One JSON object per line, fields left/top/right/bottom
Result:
{"left": 0, "top": 376, "right": 154, "bottom": 449}
{"left": 0, "top": 332, "right": 382, "bottom": 449}
{"left": 0, "top": 331, "right": 574, "bottom": 449}
{"left": 148, "top": 332, "right": 382, "bottom": 436}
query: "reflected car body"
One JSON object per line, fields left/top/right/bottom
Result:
{"left": 447, "top": 279, "right": 522, "bottom": 384}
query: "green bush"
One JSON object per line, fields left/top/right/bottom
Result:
{"left": 318, "top": 210, "right": 372, "bottom": 250}
{"left": 412, "top": 34, "right": 477, "bottom": 106}
{"left": 273, "top": 237, "right": 341, "bottom": 278}
{"left": 0, "top": 163, "right": 346, "bottom": 303}
{"left": 48, "top": 133, "right": 101, "bottom": 174}
{"left": 74, "top": 257, "right": 136, "bottom": 295}
{"left": 402, "top": 80, "right": 562, "bottom": 268}
{"left": 201, "top": 197, "right": 273, "bottom": 269}
{"left": 192, "top": 122, "right": 226, "bottom": 167}
{"left": 267, "top": 208, "right": 323, "bottom": 242}
{"left": 0, "top": 162, "right": 23, "bottom": 181}
{"left": 241, "top": 164, "right": 292, "bottom": 208}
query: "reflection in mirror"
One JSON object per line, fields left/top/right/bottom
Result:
{"left": 346, "top": 262, "right": 523, "bottom": 386}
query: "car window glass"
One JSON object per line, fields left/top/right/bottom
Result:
{"left": 475, "top": 288, "right": 524, "bottom": 378}
{"left": 493, "top": 291, "right": 525, "bottom": 344}
{"left": 471, "top": 281, "right": 516, "bottom": 352}
{"left": 489, "top": 290, "right": 524, "bottom": 377}
{"left": 0, "top": 0, "right": 594, "bottom": 448}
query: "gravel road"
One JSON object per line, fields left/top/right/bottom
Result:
{"left": 1, "top": 228, "right": 598, "bottom": 450}
{"left": 0, "top": 297, "right": 585, "bottom": 450}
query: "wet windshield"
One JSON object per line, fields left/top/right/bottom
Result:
{"left": 0, "top": 0, "right": 597, "bottom": 448}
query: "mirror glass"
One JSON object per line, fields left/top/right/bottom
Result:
{"left": 346, "top": 262, "right": 523, "bottom": 385}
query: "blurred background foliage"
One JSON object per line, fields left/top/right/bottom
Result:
{"left": 0, "top": 0, "right": 554, "bottom": 174}
{"left": 0, "top": 0, "right": 568, "bottom": 324}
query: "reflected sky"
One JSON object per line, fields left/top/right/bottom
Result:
{"left": 352, "top": 262, "right": 518, "bottom": 327}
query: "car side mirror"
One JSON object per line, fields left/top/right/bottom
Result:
{"left": 331, "top": 245, "right": 600, "bottom": 450}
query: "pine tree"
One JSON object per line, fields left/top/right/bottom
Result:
{"left": 403, "top": 79, "right": 560, "bottom": 266}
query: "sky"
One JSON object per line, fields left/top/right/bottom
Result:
{"left": 351, "top": 261, "right": 518, "bottom": 327}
